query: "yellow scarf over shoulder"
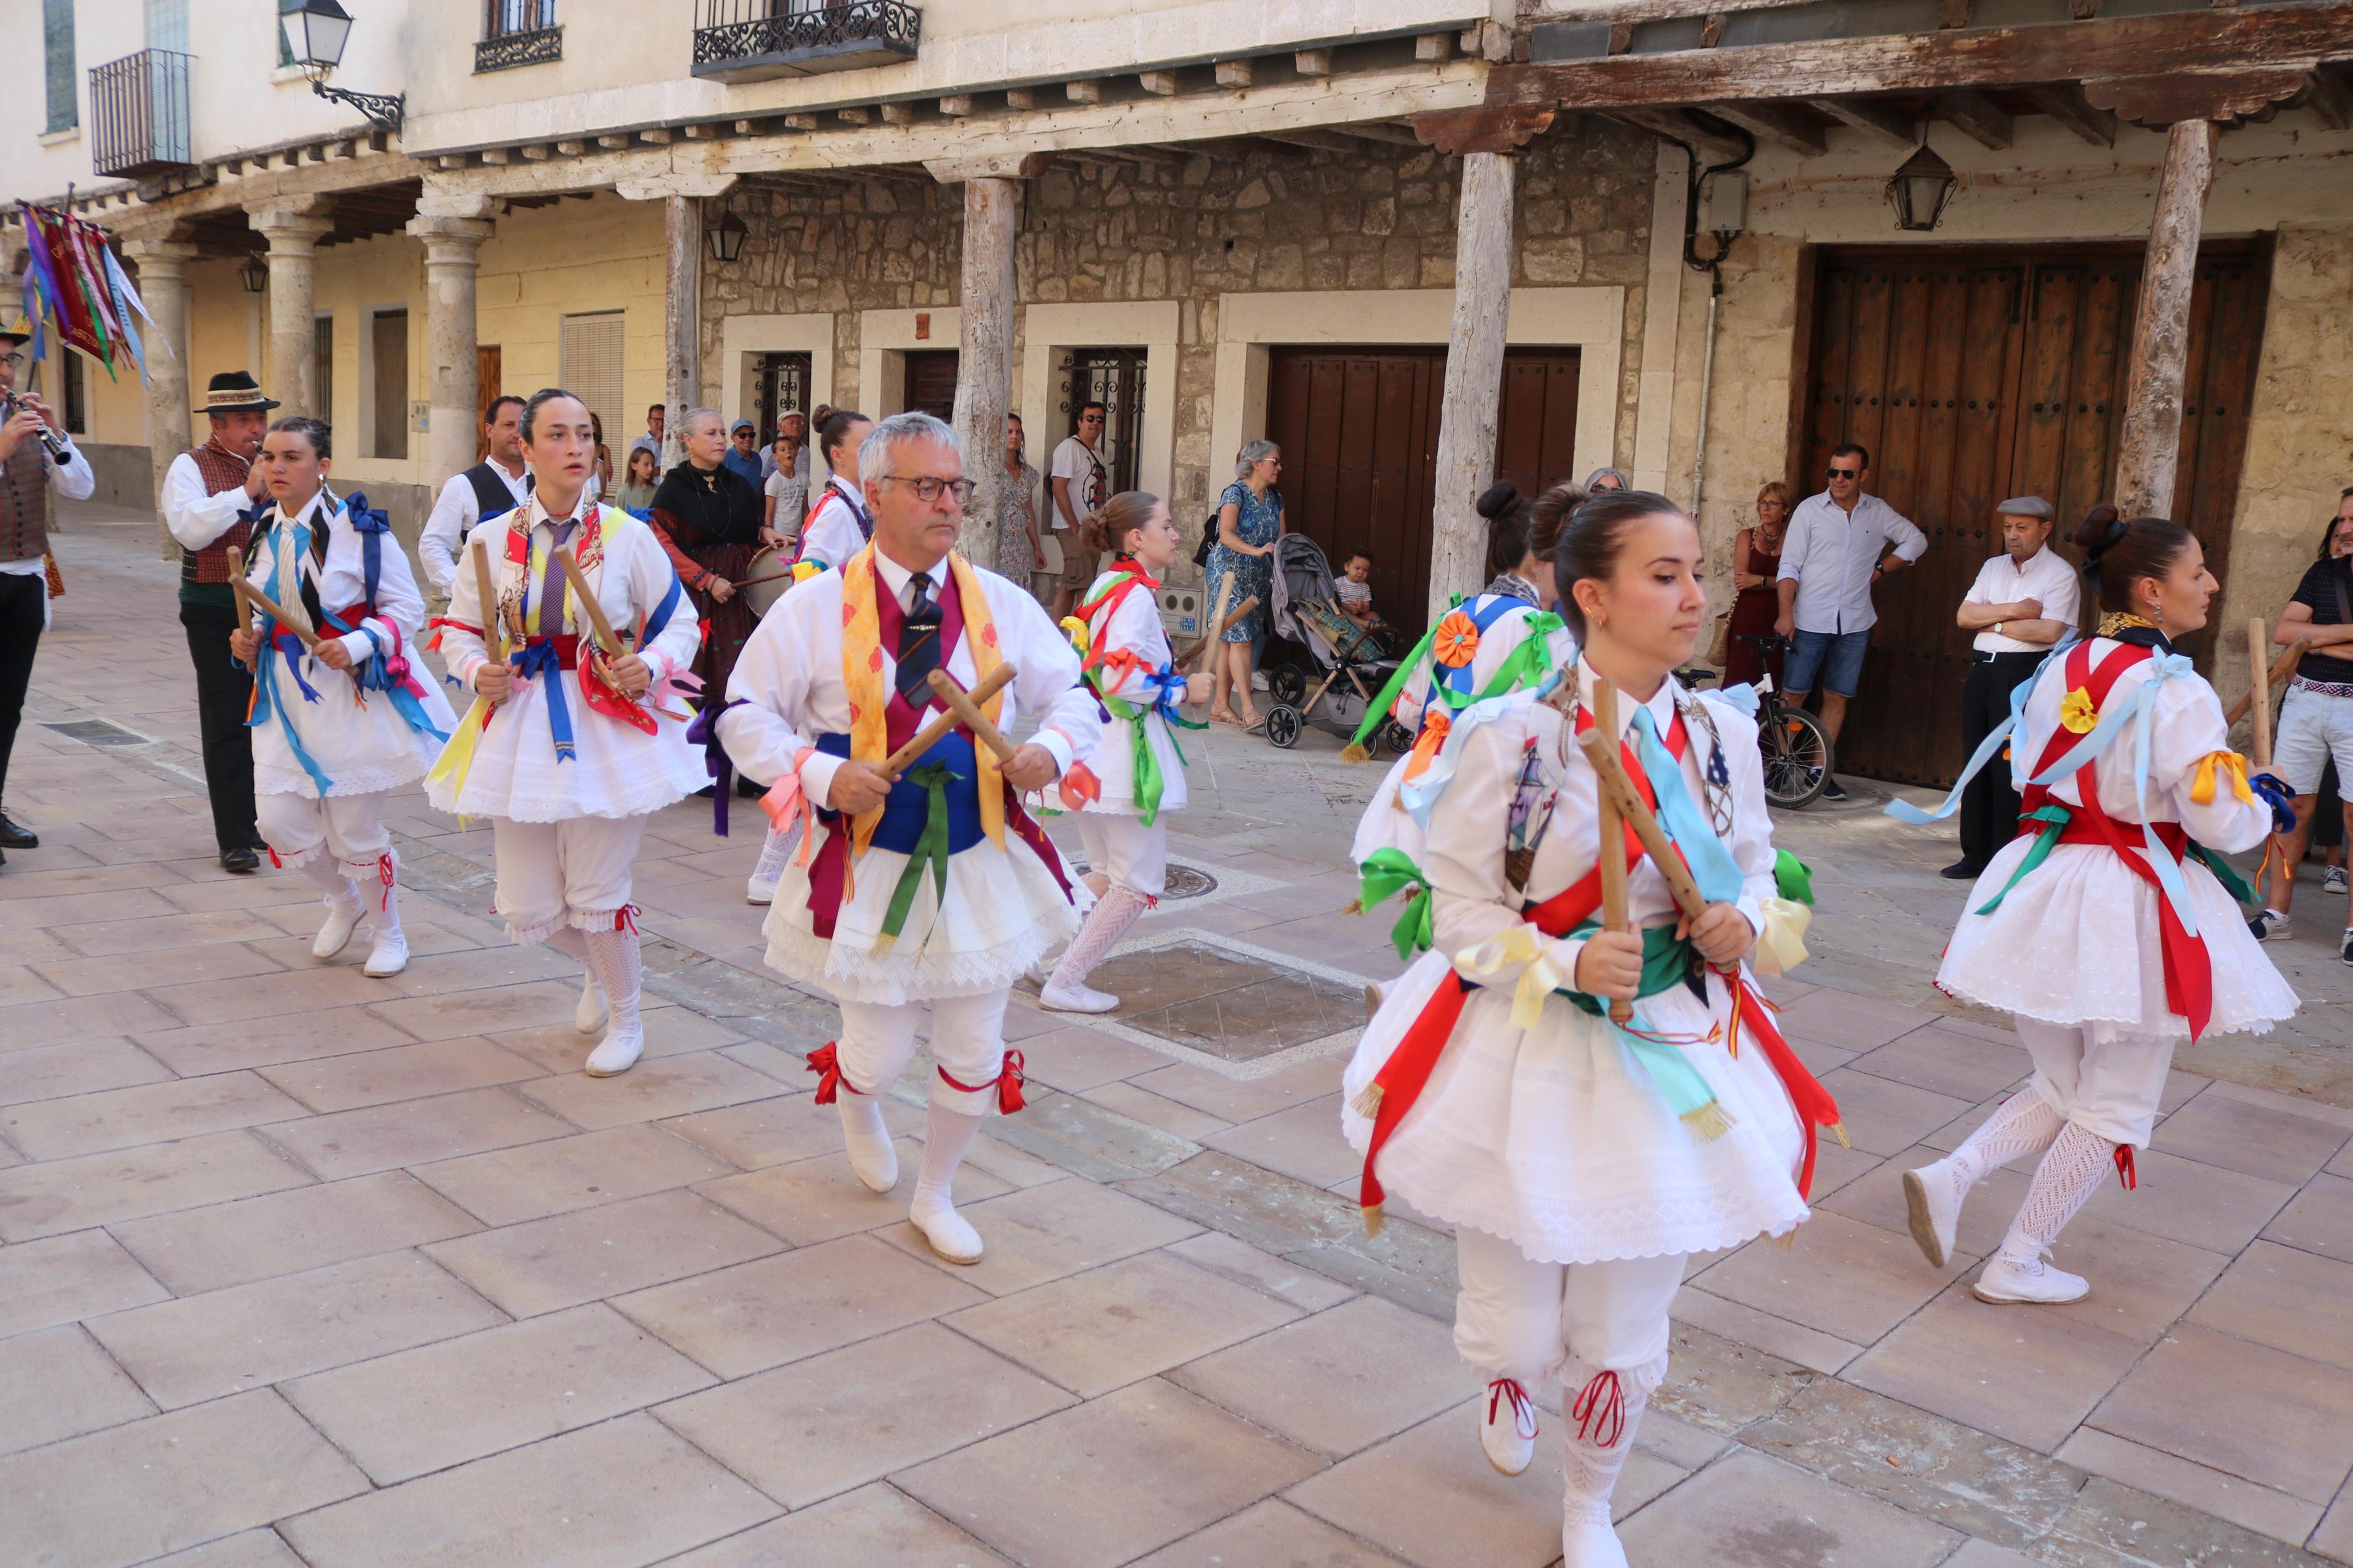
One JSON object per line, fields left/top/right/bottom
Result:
{"left": 839, "top": 544, "right": 1010, "bottom": 870}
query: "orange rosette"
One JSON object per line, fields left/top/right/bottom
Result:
{"left": 1431, "top": 609, "right": 1481, "bottom": 670}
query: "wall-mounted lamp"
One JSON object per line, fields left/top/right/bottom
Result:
{"left": 239, "top": 252, "right": 269, "bottom": 294}
{"left": 280, "top": 1, "right": 405, "bottom": 134}
{"left": 705, "top": 200, "right": 748, "bottom": 264}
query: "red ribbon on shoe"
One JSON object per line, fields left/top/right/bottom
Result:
{"left": 1488, "top": 1378, "right": 1538, "bottom": 1441}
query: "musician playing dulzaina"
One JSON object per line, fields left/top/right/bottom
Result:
{"left": 427, "top": 388, "right": 704, "bottom": 1078}
{"left": 228, "top": 417, "right": 456, "bottom": 979}
{"left": 1341, "top": 490, "right": 1838, "bottom": 1568}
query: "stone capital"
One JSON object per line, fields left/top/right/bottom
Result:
{"left": 414, "top": 186, "right": 499, "bottom": 222}
{"left": 924, "top": 151, "right": 1058, "bottom": 184}
{"left": 406, "top": 214, "right": 495, "bottom": 258}
{"left": 120, "top": 237, "right": 201, "bottom": 277}
{"left": 249, "top": 207, "right": 338, "bottom": 251}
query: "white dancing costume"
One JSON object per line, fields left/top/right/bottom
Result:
{"left": 794, "top": 477, "right": 872, "bottom": 573}
{"left": 1070, "top": 560, "right": 1197, "bottom": 898}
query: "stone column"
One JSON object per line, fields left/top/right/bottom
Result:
{"left": 2114, "top": 118, "right": 2217, "bottom": 519}
{"left": 123, "top": 239, "right": 198, "bottom": 560}
{"left": 249, "top": 198, "right": 336, "bottom": 418}
{"left": 662, "top": 194, "right": 700, "bottom": 472}
{"left": 1428, "top": 150, "right": 1516, "bottom": 624}
{"left": 406, "top": 213, "right": 495, "bottom": 491}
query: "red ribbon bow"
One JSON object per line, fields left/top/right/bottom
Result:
{"left": 1488, "top": 1378, "right": 1538, "bottom": 1441}
{"left": 938, "top": 1048, "right": 1026, "bottom": 1114}
{"left": 1571, "top": 1369, "right": 1627, "bottom": 1449}
{"left": 806, "top": 1041, "right": 863, "bottom": 1105}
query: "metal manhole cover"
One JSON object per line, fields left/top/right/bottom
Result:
{"left": 41, "top": 719, "right": 150, "bottom": 748}
{"left": 1070, "top": 861, "right": 1218, "bottom": 900}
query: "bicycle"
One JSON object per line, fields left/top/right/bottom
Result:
{"left": 1733, "top": 634, "right": 1836, "bottom": 809}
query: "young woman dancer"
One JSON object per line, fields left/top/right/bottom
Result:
{"left": 1346, "top": 479, "right": 1578, "bottom": 961}
{"left": 1903, "top": 510, "right": 2296, "bottom": 1303}
{"left": 427, "top": 389, "right": 704, "bottom": 1077}
{"left": 1039, "top": 492, "right": 1211, "bottom": 1012}
{"left": 792, "top": 405, "right": 874, "bottom": 572}
{"left": 230, "top": 417, "right": 455, "bottom": 977}
{"left": 1342, "top": 490, "right": 1837, "bottom": 1567}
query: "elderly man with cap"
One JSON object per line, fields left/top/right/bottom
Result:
{"left": 1946, "top": 495, "right": 2078, "bottom": 879}
{"left": 162, "top": 371, "right": 278, "bottom": 872}
{"left": 722, "top": 419, "right": 766, "bottom": 489}
{"left": 0, "top": 317, "right": 95, "bottom": 866}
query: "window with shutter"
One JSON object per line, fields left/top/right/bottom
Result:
{"left": 42, "top": 0, "right": 77, "bottom": 133}
{"left": 559, "top": 311, "right": 628, "bottom": 457}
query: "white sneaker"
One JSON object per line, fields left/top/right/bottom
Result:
{"left": 2248, "top": 909, "right": 2293, "bottom": 942}
{"left": 1974, "top": 1251, "right": 2089, "bottom": 1304}
{"left": 1561, "top": 1518, "right": 1631, "bottom": 1568}
{"left": 746, "top": 877, "right": 776, "bottom": 906}
{"left": 1902, "top": 1160, "right": 1962, "bottom": 1269}
{"left": 911, "top": 1199, "right": 985, "bottom": 1264}
{"left": 312, "top": 895, "right": 364, "bottom": 961}
{"left": 1250, "top": 671, "right": 1270, "bottom": 692}
{"left": 574, "top": 972, "right": 609, "bottom": 1036}
{"left": 361, "top": 927, "right": 409, "bottom": 978}
{"left": 1039, "top": 977, "right": 1119, "bottom": 1014}
{"left": 1480, "top": 1379, "right": 1536, "bottom": 1476}
{"left": 584, "top": 1023, "right": 644, "bottom": 1077}
{"left": 2327, "top": 866, "right": 2349, "bottom": 895}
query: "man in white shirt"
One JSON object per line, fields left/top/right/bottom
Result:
{"left": 1774, "top": 442, "right": 1928, "bottom": 799}
{"left": 627, "top": 404, "right": 665, "bottom": 463}
{"left": 0, "top": 319, "right": 95, "bottom": 863}
{"left": 417, "top": 394, "right": 531, "bottom": 596}
{"left": 1048, "top": 401, "right": 1109, "bottom": 620}
{"left": 1949, "top": 496, "right": 2077, "bottom": 878}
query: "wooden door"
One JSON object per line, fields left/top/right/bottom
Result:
{"left": 475, "top": 344, "right": 501, "bottom": 461}
{"left": 1798, "top": 243, "right": 2267, "bottom": 788}
{"left": 903, "top": 350, "right": 959, "bottom": 421}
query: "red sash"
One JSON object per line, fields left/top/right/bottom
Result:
{"left": 2015, "top": 641, "right": 2212, "bottom": 1039}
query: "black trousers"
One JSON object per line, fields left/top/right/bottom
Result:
{"left": 1959, "top": 650, "right": 2045, "bottom": 872}
{"left": 179, "top": 600, "right": 260, "bottom": 854}
{"left": 0, "top": 571, "right": 43, "bottom": 805}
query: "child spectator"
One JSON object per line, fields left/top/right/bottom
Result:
{"left": 1335, "top": 550, "right": 1395, "bottom": 650}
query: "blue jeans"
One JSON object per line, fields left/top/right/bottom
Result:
{"left": 1783, "top": 628, "right": 1870, "bottom": 698}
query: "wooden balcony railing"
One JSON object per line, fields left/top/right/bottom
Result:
{"left": 89, "top": 49, "right": 193, "bottom": 180}
{"left": 692, "top": 0, "right": 921, "bottom": 83}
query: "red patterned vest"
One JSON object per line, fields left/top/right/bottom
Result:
{"left": 0, "top": 438, "right": 47, "bottom": 564}
{"left": 180, "top": 440, "right": 255, "bottom": 588}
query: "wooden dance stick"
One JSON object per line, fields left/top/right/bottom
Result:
{"left": 1174, "top": 595, "right": 1260, "bottom": 669}
{"left": 1191, "top": 575, "right": 1237, "bottom": 675}
{"left": 239, "top": 581, "right": 320, "bottom": 653}
{"left": 1575, "top": 724, "right": 1709, "bottom": 927}
{"left": 925, "top": 669, "right": 1020, "bottom": 762}
{"left": 1591, "top": 679, "right": 1634, "bottom": 1025}
{"left": 880, "top": 664, "right": 1018, "bottom": 777}
{"left": 552, "top": 546, "right": 627, "bottom": 658}
{"left": 228, "top": 554, "right": 262, "bottom": 670}
{"left": 471, "top": 536, "right": 507, "bottom": 662}
{"left": 2248, "top": 618, "right": 2275, "bottom": 769}
{"left": 2224, "top": 637, "right": 2306, "bottom": 728}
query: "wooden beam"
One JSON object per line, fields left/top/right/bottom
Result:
{"left": 518, "top": 144, "right": 555, "bottom": 161}
{"left": 1099, "top": 144, "right": 1186, "bottom": 166}
{"left": 478, "top": 147, "right": 511, "bottom": 165}
{"left": 1603, "top": 107, "right": 1748, "bottom": 164}
{"left": 1939, "top": 0, "right": 1972, "bottom": 27}
{"left": 1415, "top": 33, "right": 1453, "bottom": 62}
{"left": 2084, "top": 66, "right": 2311, "bottom": 126}
{"left": 1348, "top": 122, "right": 1430, "bottom": 145}
{"left": 1296, "top": 48, "right": 1332, "bottom": 76}
{"left": 1140, "top": 71, "right": 1180, "bottom": 96}
{"left": 1939, "top": 89, "right": 2014, "bottom": 148}
{"left": 782, "top": 114, "right": 819, "bottom": 131}
{"left": 2116, "top": 119, "right": 2215, "bottom": 518}
{"left": 2303, "top": 66, "right": 2353, "bottom": 129}
{"left": 681, "top": 123, "right": 722, "bottom": 140}
{"left": 938, "top": 94, "right": 974, "bottom": 116}
{"left": 836, "top": 106, "right": 871, "bottom": 126}
{"left": 595, "top": 134, "right": 631, "bottom": 151}
{"left": 636, "top": 129, "right": 673, "bottom": 145}
{"left": 1067, "top": 80, "right": 1105, "bottom": 105}
{"left": 2026, "top": 83, "right": 2117, "bottom": 145}
{"left": 879, "top": 103, "right": 917, "bottom": 125}
{"left": 1215, "top": 59, "right": 1255, "bottom": 88}
{"left": 1812, "top": 96, "right": 1916, "bottom": 145}
{"left": 1413, "top": 103, "right": 1559, "bottom": 156}
{"left": 1708, "top": 101, "right": 1828, "bottom": 155}
{"left": 1487, "top": 6, "right": 2353, "bottom": 108}
{"left": 1006, "top": 88, "right": 1036, "bottom": 110}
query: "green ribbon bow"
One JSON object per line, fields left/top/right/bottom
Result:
{"left": 1972, "top": 803, "right": 2073, "bottom": 915}
{"left": 1342, "top": 603, "right": 1567, "bottom": 755}
{"left": 879, "top": 762, "right": 959, "bottom": 945}
{"left": 1353, "top": 847, "right": 1435, "bottom": 959}
{"left": 1103, "top": 690, "right": 1204, "bottom": 827}
{"left": 1773, "top": 849, "right": 1815, "bottom": 907}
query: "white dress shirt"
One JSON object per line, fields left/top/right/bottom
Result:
{"left": 1776, "top": 489, "right": 1929, "bottom": 635}
{"left": 797, "top": 477, "right": 871, "bottom": 570}
{"left": 161, "top": 448, "right": 258, "bottom": 551}
{"left": 417, "top": 456, "right": 531, "bottom": 596}
{"left": 1964, "top": 544, "right": 2080, "bottom": 653}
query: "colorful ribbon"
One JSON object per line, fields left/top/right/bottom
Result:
{"left": 1351, "top": 847, "right": 1434, "bottom": 959}
{"left": 512, "top": 641, "right": 576, "bottom": 764}
{"left": 878, "top": 761, "right": 958, "bottom": 948}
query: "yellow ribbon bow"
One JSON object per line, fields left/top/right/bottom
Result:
{"left": 1454, "top": 924, "right": 1569, "bottom": 1030}
{"left": 2188, "top": 749, "right": 2254, "bottom": 806}
{"left": 1749, "top": 897, "right": 1813, "bottom": 977}
{"left": 2059, "top": 685, "right": 2099, "bottom": 735}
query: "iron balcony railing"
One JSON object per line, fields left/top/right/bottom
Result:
{"left": 89, "top": 48, "right": 193, "bottom": 180}
{"left": 692, "top": 0, "right": 921, "bottom": 83}
{"left": 476, "top": 24, "right": 562, "bottom": 71}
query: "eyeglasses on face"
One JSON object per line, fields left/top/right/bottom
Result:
{"left": 1080, "top": 414, "right": 1105, "bottom": 425}
{"left": 882, "top": 474, "right": 976, "bottom": 505}
{"left": 1827, "top": 467, "right": 1861, "bottom": 479}
{"left": 0, "top": 353, "right": 23, "bottom": 368}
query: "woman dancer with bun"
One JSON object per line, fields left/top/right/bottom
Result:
{"left": 1901, "top": 508, "right": 2296, "bottom": 1303}
{"left": 428, "top": 389, "right": 704, "bottom": 1078}
{"left": 1039, "top": 492, "right": 1210, "bottom": 1013}
{"left": 1345, "top": 490, "right": 1838, "bottom": 1567}
{"left": 793, "top": 406, "right": 875, "bottom": 573}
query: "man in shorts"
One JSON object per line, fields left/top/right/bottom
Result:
{"left": 2249, "top": 488, "right": 2353, "bottom": 958}
{"left": 1049, "top": 401, "right": 1109, "bottom": 620}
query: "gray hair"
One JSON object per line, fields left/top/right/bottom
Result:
{"left": 1584, "top": 466, "right": 1629, "bottom": 492}
{"left": 858, "top": 410, "right": 960, "bottom": 485}
{"left": 680, "top": 406, "right": 724, "bottom": 439}
{"left": 1236, "top": 439, "right": 1279, "bottom": 479}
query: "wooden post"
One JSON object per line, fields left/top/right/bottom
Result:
{"left": 950, "top": 176, "right": 1018, "bottom": 575}
{"left": 662, "top": 194, "right": 700, "bottom": 473}
{"left": 1428, "top": 150, "right": 1516, "bottom": 625}
{"left": 2114, "top": 118, "right": 2216, "bottom": 519}
{"left": 123, "top": 239, "right": 198, "bottom": 561}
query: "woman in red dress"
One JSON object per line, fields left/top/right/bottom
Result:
{"left": 1721, "top": 481, "right": 1790, "bottom": 691}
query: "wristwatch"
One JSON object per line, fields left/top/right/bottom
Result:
{"left": 1993, "top": 620, "right": 2005, "bottom": 637}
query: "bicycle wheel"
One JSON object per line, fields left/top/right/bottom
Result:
{"left": 1760, "top": 704, "right": 1833, "bottom": 809}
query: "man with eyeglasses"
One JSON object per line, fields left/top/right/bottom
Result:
{"left": 0, "top": 319, "right": 94, "bottom": 867}
{"left": 1049, "top": 401, "right": 1110, "bottom": 620}
{"left": 1773, "top": 442, "right": 1926, "bottom": 799}
{"left": 714, "top": 410, "right": 1103, "bottom": 1267}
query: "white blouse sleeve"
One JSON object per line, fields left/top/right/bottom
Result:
{"left": 1426, "top": 719, "right": 1585, "bottom": 987}
{"left": 1699, "top": 693, "right": 1780, "bottom": 937}
{"left": 2156, "top": 671, "right": 2273, "bottom": 854}
{"left": 718, "top": 586, "right": 833, "bottom": 797}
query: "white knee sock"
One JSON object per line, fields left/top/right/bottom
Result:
{"left": 300, "top": 852, "right": 360, "bottom": 909}
{"left": 1048, "top": 884, "right": 1149, "bottom": 991}
{"left": 347, "top": 853, "right": 400, "bottom": 936}
{"left": 583, "top": 926, "right": 644, "bottom": 1056}
{"left": 1947, "top": 1093, "right": 2064, "bottom": 1196}
{"left": 913, "top": 1104, "right": 984, "bottom": 1225}
{"left": 750, "top": 821, "right": 795, "bottom": 887}
{"left": 1996, "top": 1122, "right": 2114, "bottom": 1267}
{"left": 1559, "top": 1353, "right": 1664, "bottom": 1566}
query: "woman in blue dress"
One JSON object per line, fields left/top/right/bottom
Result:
{"left": 1207, "top": 439, "right": 1286, "bottom": 728}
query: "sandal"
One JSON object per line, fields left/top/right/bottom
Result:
{"left": 1210, "top": 708, "right": 1244, "bottom": 727}
{"left": 1238, "top": 706, "right": 1265, "bottom": 730}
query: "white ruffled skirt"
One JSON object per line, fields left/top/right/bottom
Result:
{"left": 254, "top": 664, "right": 457, "bottom": 799}
{"left": 763, "top": 830, "right": 1083, "bottom": 1005}
{"left": 1940, "top": 838, "right": 2297, "bottom": 1043}
{"left": 425, "top": 671, "right": 705, "bottom": 822}
{"left": 1349, "top": 754, "right": 1422, "bottom": 868}
{"left": 1341, "top": 948, "right": 1809, "bottom": 1265}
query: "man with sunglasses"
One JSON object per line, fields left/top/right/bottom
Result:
{"left": 1049, "top": 401, "right": 1110, "bottom": 620}
{"left": 1774, "top": 443, "right": 1926, "bottom": 799}
{"left": 0, "top": 320, "right": 94, "bottom": 867}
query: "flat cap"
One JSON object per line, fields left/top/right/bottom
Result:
{"left": 1994, "top": 495, "right": 2053, "bottom": 520}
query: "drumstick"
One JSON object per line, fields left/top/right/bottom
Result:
{"left": 1591, "top": 678, "right": 1634, "bottom": 1025}
{"left": 1174, "top": 595, "right": 1260, "bottom": 669}
{"left": 2225, "top": 638, "right": 2308, "bottom": 728}
{"left": 1575, "top": 724, "right": 1709, "bottom": 925}
{"left": 926, "top": 669, "right": 1019, "bottom": 762}
{"left": 1193, "top": 575, "right": 1236, "bottom": 675}
{"left": 228, "top": 545, "right": 262, "bottom": 670}
{"left": 2248, "top": 617, "right": 2274, "bottom": 769}
{"left": 881, "top": 664, "right": 1018, "bottom": 776}
{"left": 553, "top": 546, "right": 627, "bottom": 658}
{"left": 471, "top": 536, "right": 505, "bottom": 663}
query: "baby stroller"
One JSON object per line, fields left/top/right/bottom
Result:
{"left": 1261, "top": 534, "right": 1409, "bottom": 753}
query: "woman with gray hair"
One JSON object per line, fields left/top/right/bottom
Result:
{"left": 1206, "top": 440, "right": 1286, "bottom": 727}
{"left": 1584, "top": 466, "right": 1628, "bottom": 493}
{"left": 650, "top": 407, "right": 764, "bottom": 726}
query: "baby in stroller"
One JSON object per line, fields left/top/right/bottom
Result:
{"left": 1260, "top": 534, "right": 1406, "bottom": 751}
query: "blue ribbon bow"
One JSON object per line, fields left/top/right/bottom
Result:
{"left": 512, "top": 640, "right": 576, "bottom": 764}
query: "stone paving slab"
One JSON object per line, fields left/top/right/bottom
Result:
{"left": 3, "top": 518, "right": 2352, "bottom": 1566}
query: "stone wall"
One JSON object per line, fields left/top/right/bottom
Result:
{"left": 701, "top": 120, "right": 1662, "bottom": 553}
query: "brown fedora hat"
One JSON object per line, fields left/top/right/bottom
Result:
{"left": 196, "top": 371, "right": 280, "bottom": 415}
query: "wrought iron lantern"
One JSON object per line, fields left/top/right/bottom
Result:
{"left": 1885, "top": 137, "right": 1958, "bottom": 233}
{"left": 705, "top": 201, "right": 749, "bottom": 264}
{"left": 239, "top": 252, "right": 269, "bottom": 294}
{"left": 279, "top": 1, "right": 405, "bottom": 134}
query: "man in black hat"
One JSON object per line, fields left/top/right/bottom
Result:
{"left": 0, "top": 315, "right": 95, "bottom": 869}
{"left": 161, "top": 371, "right": 277, "bottom": 872}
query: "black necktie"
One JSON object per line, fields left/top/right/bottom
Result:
{"left": 896, "top": 571, "right": 941, "bottom": 705}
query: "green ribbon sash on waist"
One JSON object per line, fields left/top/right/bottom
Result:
{"left": 1558, "top": 922, "right": 1728, "bottom": 1135}
{"left": 1352, "top": 847, "right": 1435, "bottom": 959}
{"left": 880, "top": 762, "right": 959, "bottom": 946}
{"left": 1103, "top": 691, "right": 1204, "bottom": 828}
{"left": 1974, "top": 802, "right": 2255, "bottom": 916}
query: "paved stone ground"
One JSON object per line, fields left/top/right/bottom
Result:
{"left": 3, "top": 509, "right": 2351, "bottom": 1568}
